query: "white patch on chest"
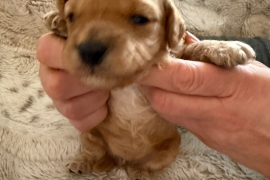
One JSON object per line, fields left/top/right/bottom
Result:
{"left": 108, "top": 84, "right": 157, "bottom": 136}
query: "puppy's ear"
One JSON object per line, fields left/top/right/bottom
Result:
{"left": 165, "top": 0, "right": 186, "bottom": 49}
{"left": 43, "top": 0, "right": 68, "bottom": 37}
{"left": 57, "top": 0, "right": 69, "bottom": 17}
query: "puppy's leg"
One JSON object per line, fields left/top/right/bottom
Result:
{"left": 67, "top": 153, "right": 115, "bottom": 174}
{"left": 43, "top": 11, "right": 67, "bottom": 37}
{"left": 127, "top": 134, "right": 180, "bottom": 180}
{"left": 126, "top": 165, "right": 151, "bottom": 180}
{"left": 144, "top": 135, "right": 180, "bottom": 171}
{"left": 180, "top": 40, "right": 256, "bottom": 68}
{"left": 67, "top": 129, "right": 115, "bottom": 174}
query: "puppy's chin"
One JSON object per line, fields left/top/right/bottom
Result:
{"left": 62, "top": 46, "right": 166, "bottom": 90}
{"left": 79, "top": 67, "right": 149, "bottom": 90}
{"left": 62, "top": 29, "right": 167, "bottom": 90}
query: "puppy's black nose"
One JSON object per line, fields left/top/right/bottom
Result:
{"left": 77, "top": 40, "right": 108, "bottom": 66}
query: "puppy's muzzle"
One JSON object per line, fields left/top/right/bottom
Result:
{"left": 77, "top": 40, "right": 108, "bottom": 66}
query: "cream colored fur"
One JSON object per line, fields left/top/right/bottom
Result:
{"left": 0, "top": 0, "right": 269, "bottom": 179}
{"left": 43, "top": 0, "right": 256, "bottom": 179}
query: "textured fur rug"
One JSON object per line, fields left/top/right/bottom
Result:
{"left": 1, "top": 0, "right": 269, "bottom": 179}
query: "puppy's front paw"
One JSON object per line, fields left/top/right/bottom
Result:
{"left": 210, "top": 41, "right": 255, "bottom": 67}
{"left": 66, "top": 153, "right": 115, "bottom": 174}
{"left": 43, "top": 11, "right": 67, "bottom": 37}
{"left": 126, "top": 166, "right": 151, "bottom": 180}
{"left": 66, "top": 155, "right": 93, "bottom": 174}
{"left": 184, "top": 40, "right": 256, "bottom": 68}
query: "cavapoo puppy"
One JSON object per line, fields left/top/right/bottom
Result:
{"left": 43, "top": 0, "right": 255, "bottom": 179}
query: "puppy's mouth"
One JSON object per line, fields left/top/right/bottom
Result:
{"left": 72, "top": 39, "right": 125, "bottom": 89}
{"left": 65, "top": 36, "right": 157, "bottom": 89}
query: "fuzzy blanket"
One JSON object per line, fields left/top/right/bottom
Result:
{"left": 1, "top": 0, "right": 269, "bottom": 179}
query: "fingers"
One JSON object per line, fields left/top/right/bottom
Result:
{"left": 69, "top": 106, "right": 108, "bottom": 132}
{"left": 140, "top": 86, "right": 222, "bottom": 127}
{"left": 140, "top": 59, "right": 244, "bottom": 97}
{"left": 54, "top": 90, "right": 109, "bottom": 132}
{"left": 37, "top": 33, "right": 65, "bottom": 69}
{"left": 39, "top": 65, "right": 93, "bottom": 100}
{"left": 53, "top": 90, "right": 109, "bottom": 120}
{"left": 38, "top": 33, "right": 96, "bottom": 99}
{"left": 37, "top": 33, "right": 109, "bottom": 132}
{"left": 37, "top": 33, "right": 93, "bottom": 100}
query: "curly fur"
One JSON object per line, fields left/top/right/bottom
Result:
{"left": 0, "top": 0, "right": 268, "bottom": 179}
{"left": 43, "top": 0, "right": 256, "bottom": 179}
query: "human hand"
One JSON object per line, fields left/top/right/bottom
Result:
{"left": 37, "top": 33, "right": 109, "bottom": 132}
{"left": 139, "top": 34, "right": 270, "bottom": 177}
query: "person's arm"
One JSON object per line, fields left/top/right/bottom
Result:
{"left": 139, "top": 40, "right": 270, "bottom": 178}
{"left": 37, "top": 33, "right": 109, "bottom": 131}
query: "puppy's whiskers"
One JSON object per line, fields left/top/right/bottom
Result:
{"left": 138, "top": 46, "right": 151, "bottom": 62}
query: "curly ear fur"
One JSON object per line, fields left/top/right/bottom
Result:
{"left": 165, "top": 0, "right": 186, "bottom": 49}
{"left": 57, "top": 0, "right": 69, "bottom": 17}
{"left": 42, "top": 0, "right": 68, "bottom": 37}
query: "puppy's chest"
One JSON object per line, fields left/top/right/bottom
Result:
{"left": 99, "top": 84, "right": 159, "bottom": 159}
{"left": 108, "top": 84, "right": 156, "bottom": 132}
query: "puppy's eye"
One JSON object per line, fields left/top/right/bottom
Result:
{"left": 67, "top": 12, "right": 75, "bottom": 22}
{"left": 130, "top": 15, "right": 149, "bottom": 25}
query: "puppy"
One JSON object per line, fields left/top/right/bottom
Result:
{"left": 43, "top": 0, "right": 255, "bottom": 179}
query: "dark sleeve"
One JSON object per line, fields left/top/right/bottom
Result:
{"left": 198, "top": 36, "right": 270, "bottom": 67}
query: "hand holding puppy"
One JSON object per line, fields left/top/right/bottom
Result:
{"left": 139, "top": 33, "right": 270, "bottom": 178}
{"left": 37, "top": 32, "right": 270, "bottom": 178}
{"left": 36, "top": 32, "right": 198, "bottom": 132}
{"left": 37, "top": 33, "right": 109, "bottom": 132}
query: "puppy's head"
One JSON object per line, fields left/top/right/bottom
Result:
{"left": 57, "top": 0, "right": 185, "bottom": 89}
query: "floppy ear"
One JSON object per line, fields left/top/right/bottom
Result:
{"left": 43, "top": 0, "right": 68, "bottom": 37}
{"left": 165, "top": 0, "right": 186, "bottom": 49}
{"left": 57, "top": 0, "right": 69, "bottom": 17}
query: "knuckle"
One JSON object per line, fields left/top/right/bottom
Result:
{"left": 74, "top": 106, "right": 108, "bottom": 131}
{"left": 36, "top": 34, "right": 51, "bottom": 64}
{"left": 96, "top": 90, "right": 110, "bottom": 103}
{"left": 61, "top": 100, "right": 108, "bottom": 122}
{"left": 96, "top": 105, "right": 109, "bottom": 120}
{"left": 171, "top": 62, "right": 199, "bottom": 93}
{"left": 61, "top": 101, "right": 79, "bottom": 120}
{"left": 149, "top": 89, "right": 171, "bottom": 114}
{"left": 36, "top": 47, "right": 44, "bottom": 64}
{"left": 73, "top": 122, "right": 86, "bottom": 132}
{"left": 43, "top": 74, "right": 65, "bottom": 100}
{"left": 36, "top": 42, "right": 45, "bottom": 64}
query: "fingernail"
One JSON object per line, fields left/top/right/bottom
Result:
{"left": 186, "top": 31, "right": 200, "bottom": 42}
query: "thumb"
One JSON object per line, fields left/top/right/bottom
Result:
{"left": 139, "top": 59, "right": 243, "bottom": 97}
{"left": 37, "top": 33, "right": 65, "bottom": 69}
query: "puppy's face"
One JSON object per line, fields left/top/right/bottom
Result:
{"left": 58, "top": 0, "right": 185, "bottom": 89}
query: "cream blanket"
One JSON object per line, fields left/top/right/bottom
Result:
{"left": 1, "top": 0, "right": 269, "bottom": 179}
